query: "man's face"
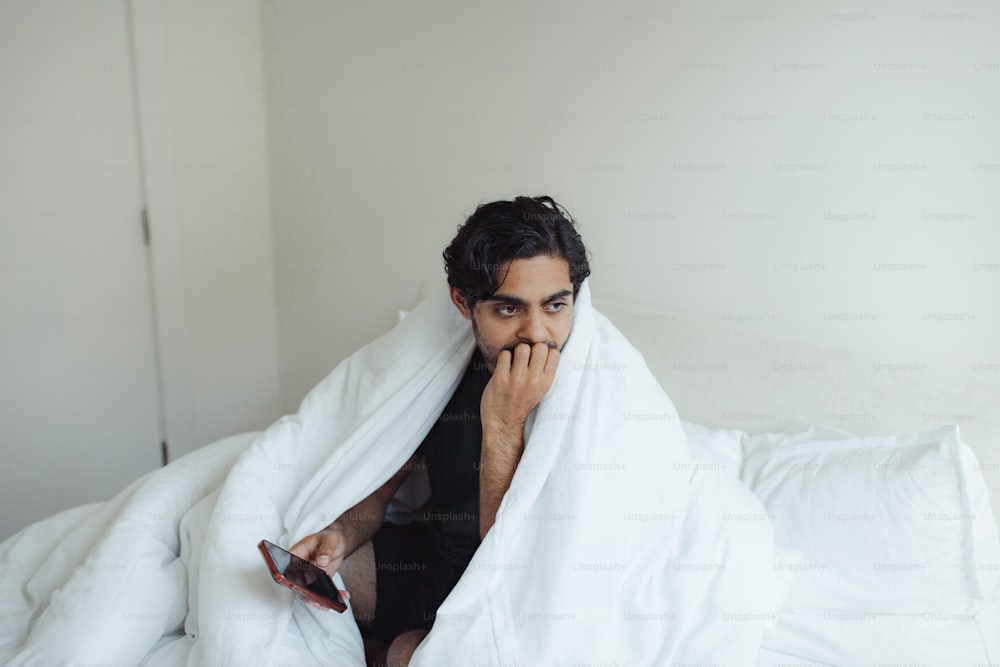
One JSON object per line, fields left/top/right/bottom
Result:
{"left": 449, "top": 255, "right": 575, "bottom": 373}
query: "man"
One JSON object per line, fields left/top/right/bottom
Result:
{"left": 290, "top": 195, "right": 591, "bottom": 666}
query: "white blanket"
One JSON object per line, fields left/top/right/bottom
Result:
{"left": 0, "top": 279, "right": 777, "bottom": 665}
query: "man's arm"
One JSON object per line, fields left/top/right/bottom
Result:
{"left": 290, "top": 448, "right": 422, "bottom": 573}
{"left": 479, "top": 422, "right": 525, "bottom": 540}
{"left": 479, "top": 342, "right": 559, "bottom": 539}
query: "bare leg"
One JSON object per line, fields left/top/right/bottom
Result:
{"left": 339, "top": 540, "right": 387, "bottom": 666}
{"left": 339, "top": 538, "right": 428, "bottom": 666}
{"left": 386, "top": 630, "right": 429, "bottom": 667}
{"left": 339, "top": 539, "right": 377, "bottom": 629}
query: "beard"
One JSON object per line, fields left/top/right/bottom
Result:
{"left": 470, "top": 316, "right": 561, "bottom": 374}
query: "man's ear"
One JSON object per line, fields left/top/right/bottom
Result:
{"left": 449, "top": 286, "right": 473, "bottom": 320}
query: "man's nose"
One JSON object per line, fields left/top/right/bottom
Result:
{"left": 518, "top": 309, "right": 547, "bottom": 344}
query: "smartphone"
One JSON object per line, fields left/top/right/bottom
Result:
{"left": 258, "top": 539, "right": 348, "bottom": 612}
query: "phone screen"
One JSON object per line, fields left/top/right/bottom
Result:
{"left": 260, "top": 540, "right": 344, "bottom": 605}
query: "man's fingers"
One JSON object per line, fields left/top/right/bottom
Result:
{"left": 482, "top": 340, "right": 564, "bottom": 428}
{"left": 543, "top": 346, "right": 560, "bottom": 377}
{"left": 288, "top": 534, "right": 318, "bottom": 560}
{"left": 500, "top": 342, "right": 560, "bottom": 380}
{"left": 314, "top": 533, "right": 344, "bottom": 572}
{"left": 527, "top": 342, "right": 555, "bottom": 371}
{"left": 316, "top": 537, "right": 335, "bottom": 563}
{"left": 511, "top": 342, "right": 532, "bottom": 369}
{"left": 496, "top": 348, "right": 513, "bottom": 373}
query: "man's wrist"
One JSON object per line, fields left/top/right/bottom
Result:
{"left": 481, "top": 427, "right": 525, "bottom": 475}
{"left": 482, "top": 417, "right": 526, "bottom": 442}
{"left": 323, "top": 520, "right": 348, "bottom": 537}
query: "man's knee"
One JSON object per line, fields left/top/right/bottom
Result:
{"left": 386, "top": 629, "right": 429, "bottom": 667}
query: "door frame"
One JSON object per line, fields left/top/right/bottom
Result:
{"left": 127, "top": 0, "right": 196, "bottom": 459}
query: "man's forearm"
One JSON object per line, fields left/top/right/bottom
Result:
{"left": 325, "top": 487, "right": 394, "bottom": 556}
{"left": 477, "top": 341, "right": 559, "bottom": 540}
{"left": 325, "top": 450, "right": 422, "bottom": 555}
{"left": 479, "top": 423, "right": 524, "bottom": 539}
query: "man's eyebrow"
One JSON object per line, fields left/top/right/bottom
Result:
{"left": 484, "top": 289, "right": 573, "bottom": 306}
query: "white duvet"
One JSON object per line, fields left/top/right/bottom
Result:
{"left": 0, "top": 279, "right": 777, "bottom": 666}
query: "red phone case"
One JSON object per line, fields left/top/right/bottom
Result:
{"left": 258, "top": 540, "right": 348, "bottom": 613}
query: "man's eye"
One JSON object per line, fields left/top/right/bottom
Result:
{"left": 546, "top": 302, "right": 567, "bottom": 312}
{"left": 497, "top": 305, "right": 518, "bottom": 316}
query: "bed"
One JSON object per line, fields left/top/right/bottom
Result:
{"left": 1, "top": 285, "right": 997, "bottom": 665}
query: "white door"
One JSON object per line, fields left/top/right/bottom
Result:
{"left": 0, "top": 1, "right": 163, "bottom": 539}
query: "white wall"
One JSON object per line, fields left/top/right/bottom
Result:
{"left": 1, "top": 1, "right": 995, "bottom": 536}
{"left": 0, "top": 1, "right": 165, "bottom": 540}
{"left": 0, "top": 0, "right": 281, "bottom": 539}
{"left": 156, "top": 0, "right": 281, "bottom": 451}
{"left": 261, "top": 1, "right": 999, "bottom": 413}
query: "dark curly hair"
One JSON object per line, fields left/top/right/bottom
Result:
{"left": 443, "top": 195, "right": 591, "bottom": 308}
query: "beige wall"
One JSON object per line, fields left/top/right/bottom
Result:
{"left": 156, "top": 0, "right": 281, "bottom": 451}
{"left": 5, "top": 1, "right": 994, "bottom": 481}
{"left": 261, "top": 2, "right": 1000, "bottom": 413}
{"left": 0, "top": 0, "right": 283, "bottom": 538}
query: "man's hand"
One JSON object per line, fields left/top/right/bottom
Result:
{"left": 288, "top": 525, "right": 351, "bottom": 610}
{"left": 282, "top": 449, "right": 421, "bottom": 612}
{"left": 479, "top": 342, "right": 560, "bottom": 538}
{"left": 481, "top": 342, "right": 560, "bottom": 435}
{"left": 290, "top": 525, "right": 349, "bottom": 577}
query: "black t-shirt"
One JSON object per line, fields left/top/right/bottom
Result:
{"left": 420, "top": 348, "right": 492, "bottom": 569}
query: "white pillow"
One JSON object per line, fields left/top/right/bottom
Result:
{"left": 741, "top": 425, "right": 1000, "bottom": 615}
